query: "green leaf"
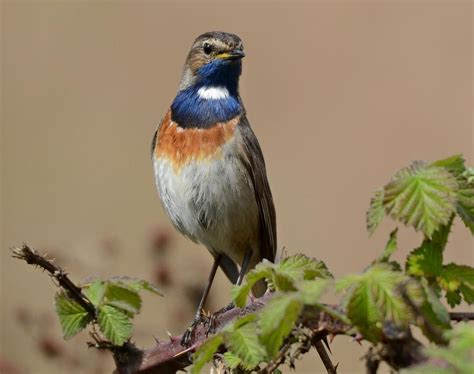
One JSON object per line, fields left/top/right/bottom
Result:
{"left": 104, "top": 283, "right": 142, "bottom": 315}
{"left": 382, "top": 161, "right": 458, "bottom": 238}
{"left": 232, "top": 262, "right": 273, "bottom": 308}
{"left": 223, "top": 351, "right": 242, "bottom": 369}
{"left": 191, "top": 334, "right": 223, "bottom": 374}
{"left": 421, "top": 281, "right": 450, "bottom": 326}
{"left": 446, "top": 290, "right": 462, "bottom": 307}
{"left": 108, "top": 276, "right": 162, "bottom": 296}
{"left": 83, "top": 280, "right": 106, "bottom": 306}
{"left": 296, "top": 279, "right": 329, "bottom": 305}
{"left": 259, "top": 294, "right": 303, "bottom": 357}
{"left": 406, "top": 242, "right": 443, "bottom": 279}
{"left": 377, "top": 228, "right": 398, "bottom": 263}
{"left": 459, "top": 284, "right": 474, "bottom": 304}
{"left": 55, "top": 292, "right": 92, "bottom": 339}
{"left": 97, "top": 305, "right": 132, "bottom": 345}
{"left": 431, "top": 154, "right": 466, "bottom": 175}
{"left": 367, "top": 189, "right": 385, "bottom": 235}
{"left": 430, "top": 218, "right": 453, "bottom": 251}
{"left": 417, "top": 280, "right": 451, "bottom": 342}
{"left": 271, "top": 271, "right": 297, "bottom": 292}
{"left": 438, "top": 263, "right": 474, "bottom": 306}
{"left": 439, "top": 263, "right": 474, "bottom": 288}
{"left": 224, "top": 319, "right": 267, "bottom": 369}
{"left": 405, "top": 218, "right": 454, "bottom": 280}
{"left": 275, "top": 254, "right": 332, "bottom": 281}
{"left": 456, "top": 169, "right": 474, "bottom": 234}
{"left": 337, "top": 265, "right": 409, "bottom": 343}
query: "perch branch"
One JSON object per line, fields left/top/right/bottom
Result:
{"left": 13, "top": 244, "right": 472, "bottom": 374}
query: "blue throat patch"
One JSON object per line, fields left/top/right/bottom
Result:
{"left": 171, "top": 60, "right": 242, "bottom": 128}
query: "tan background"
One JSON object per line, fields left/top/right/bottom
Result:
{"left": 1, "top": 1, "right": 473, "bottom": 373}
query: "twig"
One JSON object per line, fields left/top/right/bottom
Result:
{"left": 258, "top": 341, "right": 292, "bottom": 373}
{"left": 313, "top": 340, "right": 337, "bottom": 374}
{"left": 450, "top": 312, "right": 474, "bottom": 321}
{"left": 12, "top": 244, "right": 96, "bottom": 317}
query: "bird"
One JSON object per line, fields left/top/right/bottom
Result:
{"left": 151, "top": 31, "right": 276, "bottom": 346}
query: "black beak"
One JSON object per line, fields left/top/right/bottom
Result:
{"left": 218, "top": 49, "right": 245, "bottom": 60}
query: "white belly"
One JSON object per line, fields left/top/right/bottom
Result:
{"left": 153, "top": 141, "right": 259, "bottom": 263}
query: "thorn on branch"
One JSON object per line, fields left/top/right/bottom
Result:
{"left": 11, "top": 244, "right": 96, "bottom": 318}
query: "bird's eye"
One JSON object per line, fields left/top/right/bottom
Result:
{"left": 203, "top": 42, "right": 213, "bottom": 55}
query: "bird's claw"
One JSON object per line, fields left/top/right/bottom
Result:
{"left": 222, "top": 301, "right": 235, "bottom": 312}
{"left": 181, "top": 314, "right": 202, "bottom": 347}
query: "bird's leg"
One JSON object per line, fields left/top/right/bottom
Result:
{"left": 207, "top": 250, "right": 253, "bottom": 336}
{"left": 237, "top": 249, "right": 253, "bottom": 286}
{"left": 221, "top": 249, "right": 253, "bottom": 313}
{"left": 181, "top": 255, "right": 221, "bottom": 347}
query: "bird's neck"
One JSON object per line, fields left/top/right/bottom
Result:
{"left": 171, "top": 65, "right": 243, "bottom": 129}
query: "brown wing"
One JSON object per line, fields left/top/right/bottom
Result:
{"left": 238, "top": 115, "right": 277, "bottom": 262}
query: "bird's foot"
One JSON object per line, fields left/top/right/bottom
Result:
{"left": 181, "top": 314, "right": 204, "bottom": 347}
{"left": 222, "top": 301, "right": 235, "bottom": 312}
{"left": 206, "top": 313, "right": 218, "bottom": 337}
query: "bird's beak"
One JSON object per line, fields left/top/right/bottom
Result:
{"left": 216, "top": 50, "right": 245, "bottom": 60}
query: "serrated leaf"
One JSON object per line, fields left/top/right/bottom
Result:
{"left": 446, "top": 290, "right": 462, "bottom": 307}
{"left": 367, "top": 189, "right": 385, "bottom": 235}
{"left": 104, "top": 283, "right": 142, "bottom": 315}
{"left": 259, "top": 294, "right": 303, "bottom": 357}
{"left": 431, "top": 154, "right": 466, "bottom": 175}
{"left": 338, "top": 265, "right": 409, "bottom": 343}
{"left": 223, "top": 351, "right": 242, "bottom": 369}
{"left": 232, "top": 262, "right": 273, "bottom": 308}
{"left": 377, "top": 228, "right": 398, "bottom": 263}
{"left": 456, "top": 189, "right": 474, "bottom": 234}
{"left": 383, "top": 161, "right": 458, "bottom": 238}
{"left": 440, "top": 263, "right": 474, "bottom": 287}
{"left": 459, "top": 284, "right": 474, "bottom": 304}
{"left": 438, "top": 263, "right": 474, "bottom": 306}
{"left": 276, "top": 254, "right": 332, "bottom": 281}
{"left": 430, "top": 219, "right": 453, "bottom": 251}
{"left": 421, "top": 281, "right": 450, "bottom": 326}
{"left": 97, "top": 305, "right": 132, "bottom": 345}
{"left": 191, "top": 334, "right": 223, "bottom": 374}
{"left": 225, "top": 314, "right": 258, "bottom": 331}
{"left": 346, "top": 278, "right": 382, "bottom": 342}
{"left": 271, "top": 271, "right": 297, "bottom": 292}
{"left": 55, "top": 292, "right": 92, "bottom": 339}
{"left": 417, "top": 280, "right": 451, "bottom": 342}
{"left": 456, "top": 170, "right": 474, "bottom": 234}
{"left": 406, "top": 243, "right": 443, "bottom": 279}
{"left": 224, "top": 319, "right": 267, "bottom": 369}
{"left": 296, "top": 279, "right": 329, "bottom": 305}
{"left": 108, "top": 276, "right": 162, "bottom": 296}
{"left": 83, "top": 280, "right": 106, "bottom": 306}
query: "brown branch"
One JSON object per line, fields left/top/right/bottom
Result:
{"left": 13, "top": 244, "right": 472, "bottom": 374}
{"left": 12, "top": 244, "right": 96, "bottom": 317}
{"left": 449, "top": 312, "right": 474, "bottom": 321}
{"left": 313, "top": 340, "right": 337, "bottom": 374}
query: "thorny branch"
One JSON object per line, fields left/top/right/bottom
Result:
{"left": 12, "top": 244, "right": 474, "bottom": 374}
{"left": 12, "top": 244, "right": 96, "bottom": 317}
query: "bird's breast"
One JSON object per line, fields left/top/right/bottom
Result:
{"left": 154, "top": 110, "right": 240, "bottom": 171}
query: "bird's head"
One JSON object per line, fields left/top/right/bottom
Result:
{"left": 179, "top": 31, "right": 245, "bottom": 91}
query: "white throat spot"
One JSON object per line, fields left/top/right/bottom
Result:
{"left": 197, "top": 86, "right": 230, "bottom": 100}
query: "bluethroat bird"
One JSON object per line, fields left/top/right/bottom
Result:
{"left": 151, "top": 31, "right": 277, "bottom": 345}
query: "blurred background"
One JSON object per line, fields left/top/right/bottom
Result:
{"left": 1, "top": 1, "right": 472, "bottom": 373}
